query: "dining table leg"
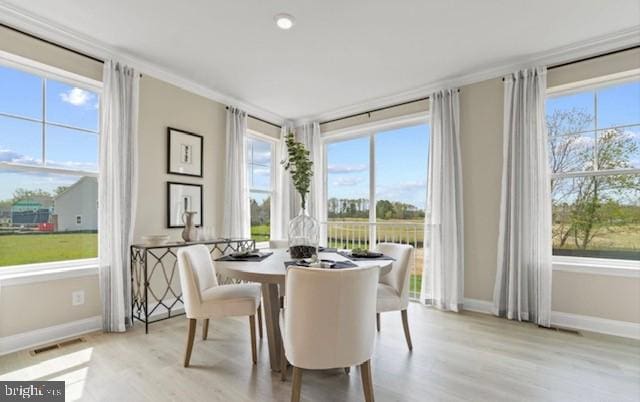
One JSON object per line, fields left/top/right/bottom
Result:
{"left": 261, "top": 283, "right": 282, "bottom": 371}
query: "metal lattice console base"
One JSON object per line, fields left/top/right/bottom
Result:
{"left": 130, "top": 239, "right": 255, "bottom": 333}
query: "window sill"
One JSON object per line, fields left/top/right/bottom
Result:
{"left": 255, "top": 241, "right": 270, "bottom": 249}
{"left": 0, "top": 259, "right": 99, "bottom": 286}
{"left": 552, "top": 256, "right": 640, "bottom": 278}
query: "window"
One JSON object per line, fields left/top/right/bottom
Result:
{"left": 546, "top": 79, "right": 640, "bottom": 260}
{"left": 325, "top": 119, "right": 429, "bottom": 297}
{"left": 246, "top": 135, "right": 273, "bottom": 242}
{"left": 0, "top": 60, "right": 100, "bottom": 268}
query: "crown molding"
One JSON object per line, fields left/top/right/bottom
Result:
{"left": 299, "top": 26, "right": 640, "bottom": 125}
{"left": 0, "top": 2, "right": 285, "bottom": 125}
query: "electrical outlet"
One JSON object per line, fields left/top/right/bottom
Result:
{"left": 72, "top": 290, "right": 85, "bottom": 306}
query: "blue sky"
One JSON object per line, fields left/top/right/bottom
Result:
{"left": 0, "top": 64, "right": 99, "bottom": 200}
{"left": 327, "top": 124, "right": 430, "bottom": 210}
{"left": 546, "top": 80, "right": 640, "bottom": 168}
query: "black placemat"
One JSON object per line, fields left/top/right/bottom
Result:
{"left": 337, "top": 251, "right": 396, "bottom": 261}
{"left": 284, "top": 260, "right": 358, "bottom": 269}
{"left": 216, "top": 252, "right": 273, "bottom": 262}
{"left": 285, "top": 247, "right": 338, "bottom": 253}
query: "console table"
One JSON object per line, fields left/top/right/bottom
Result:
{"left": 130, "top": 238, "right": 255, "bottom": 333}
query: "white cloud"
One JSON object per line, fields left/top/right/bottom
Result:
{"left": 377, "top": 181, "right": 427, "bottom": 208}
{"left": 333, "top": 177, "right": 363, "bottom": 187}
{"left": 328, "top": 164, "right": 367, "bottom": 174}
{"left": 623, "top": 129, "right": 640, "bottom": 140}
{"left": 251, "top": 151, "right": 271, "bottom": 165}
{"left": 60, "top": 87, "right": 95, "bottom": 107}
{"left": 0, "top": 149, "right": 39, "bottom": 165}
{"left": 253, "top": 167, "right": 270, "bottom": 177}
{"left": 45, "top": 160, "right": 98, "bottom": 172}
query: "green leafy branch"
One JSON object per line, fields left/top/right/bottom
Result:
{"left": 281, "top": 132, "right": 314, "bottom": 210}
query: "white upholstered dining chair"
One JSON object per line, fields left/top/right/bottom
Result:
{"left": 281, "top": 265, "right": 379, "bottom": 402}
{"left": 375, "top": 243, "right": 414, "bottom": 350}
{"left": 177, "top": 245, "right": 262, "bottom": 367}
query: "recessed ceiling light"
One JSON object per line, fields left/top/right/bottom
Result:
{"left": 274, "top": 13, "right": 295, "bottom": 30}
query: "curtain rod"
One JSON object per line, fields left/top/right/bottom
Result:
{"left": 319, "top": 96, "right": 431, "bottom": 126}
{"left": 320, "top": 88, "right": 464, "bottom": 126}
{"left": 225, "top": 106, "right": 282, "bottom": 129}
{"left": 548, "top": 44, "right": 639, "bottom": 70}
{"left": 502, "top": 44, "right": 640, "bottom": 81}
{"left": 1, "top": 23, "right": 104, "bottom": 64}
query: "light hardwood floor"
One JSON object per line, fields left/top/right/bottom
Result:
{"left": 1, "top": 304, "right": 639, "bottom": 401}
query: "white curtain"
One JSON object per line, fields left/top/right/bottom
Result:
{"left": 99, "top": 61, "right": 140, "bottom": 332}
{"left": 420, "top": 89, "right": 464, "bottom": 311}
{"left": 295, "top": 122, "right": 326, "bottom": 244}
{"left": 222, "top": 107, "right": 250, "bottom": 239}
{"left": 271, "top": 121, "right": 294, "bottom": 240}
{"left": 493, "top": 67, "right": 552, "bottom": 327}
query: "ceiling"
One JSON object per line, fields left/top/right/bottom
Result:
{"left": 2, "top": 0, "right": 639, "bottom": 121}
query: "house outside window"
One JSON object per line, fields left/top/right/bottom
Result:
{"left": 0, "top": 56, "right": 101, "bottom": 268}
{"left": 546, "top": 78, "right": 639, "bottom": 261}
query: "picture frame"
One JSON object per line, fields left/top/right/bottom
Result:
{"left": 167, "top": 181, "right": 203, "bottom": 228}
{"left": 167, "top": 127, "right": 203, "bottom": 177}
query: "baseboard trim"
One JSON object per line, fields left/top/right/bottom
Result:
{"left": 550, "top": 311, "right": 640, "bottom": 340}
{"left": 0, "top": 315, "right": 102, "bottom": 356}
{"left": 462, "top": 298, "right": 640, "bottom": 340}
{"left": 462, "top": 298, "right": 494, "bottom": 314}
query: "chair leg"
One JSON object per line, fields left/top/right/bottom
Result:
{"left": 291, "top": 366, "right": 303, "bottom": 402}
{"left": 257, "top": 304, "right": 263, "bottom": 339}
{"left": 360, "top": 360, "right": 374, "bottom": 402}
{"left": 376, "top": 313, "right": 380, "bottom": 332}
{"left": 280, "top": 339, "right": 287, "bottom": 381}
{"left": 183, "top": 318, "right": 197, "bottom": 367}
{"left": 401, "top": 309, "right": 413, "bottom": 351}
{"left": 202, "top": 319, "right": 209, "bottom": 340}
{"left": 249, "top": 315, "right": 257, "bottom": 364}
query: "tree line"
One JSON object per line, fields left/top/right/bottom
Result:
{"left": 328, "top": 197, "right": 425, "bottom": 220}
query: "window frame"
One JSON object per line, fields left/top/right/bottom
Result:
{"left": 321, "top": 112, "right": 430, "bottom": 246}
{"left": 546, "top": 73, "right": 640, "bottom": 266}
{"left": 246, "top": 129, "right": 277, "bottom": 244}
{"left": 0, "top": 51, "right": 102, "bottom": 277}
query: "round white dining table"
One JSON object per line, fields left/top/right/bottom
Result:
{"left": 215, "top": 248, "right": 393, "bottom": 372}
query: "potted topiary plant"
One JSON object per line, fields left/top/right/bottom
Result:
{"left": 282, "top": 131, "right": 319, "bottom": 259}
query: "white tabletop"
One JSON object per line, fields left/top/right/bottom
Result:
{"left": 215, "top": 248, "right": 393, "bottom": 285}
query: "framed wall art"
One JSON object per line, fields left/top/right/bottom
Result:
{"left": 167, "top": 181, "right": 203, "bottom": 228}
{"left": 167, "top": 127, "right": 203, "bottom": 177}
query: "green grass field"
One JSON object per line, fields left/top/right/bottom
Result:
{"left": 0, "top": 232, "right": 97, "bottom": 267}
{"left": 552, "top": 223, "right": 640, "bottom": 251}
{"left": 251, "top": 224, "right": 270, "bottom": 242}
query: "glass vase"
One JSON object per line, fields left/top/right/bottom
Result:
{"left": 288, "top": 209, "right": 319, "bottom": 259}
